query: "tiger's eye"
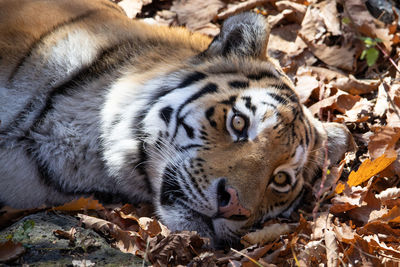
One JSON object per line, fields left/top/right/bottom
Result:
{"left": 273, "top": 172, "right": 289, "bottom": 185}
{"left": 231, "top": 115, "right": 246, "bottom": 132}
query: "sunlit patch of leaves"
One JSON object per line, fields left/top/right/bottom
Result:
{"left": 360, "top": 37, "right": 382, "bottom": 67}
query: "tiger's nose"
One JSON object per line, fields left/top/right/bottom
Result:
{"left": 217, "top": 179, "right": 251, "bottom": 219}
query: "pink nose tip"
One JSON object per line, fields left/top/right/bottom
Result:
{"left": 217, "top": 186, "right": 251, "bottom": 219}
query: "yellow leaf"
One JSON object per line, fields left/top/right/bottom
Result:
{"left": 336, "top": 154, "right": 396, "bottom": 194}
{"left": 335, "top": 181, "right": 346, "bottom": 194}
{"left": 347, "top": 154, "right": 396, "bottom": 187}
{"left": 54, "top": 197, "right": 104, "bottom": 211}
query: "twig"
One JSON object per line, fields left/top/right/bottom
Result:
{"left": 376, "top": 43, "right": 400, "bottom": 75}
{"left": 230, "top": 248, "right": 264, "bottom": 267}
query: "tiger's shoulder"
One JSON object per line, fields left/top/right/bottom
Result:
{"left": 0, "top": 0, "right": 211, "bottom": 82}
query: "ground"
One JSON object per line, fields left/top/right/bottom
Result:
{"left": 1, "top": 0, "right": 400, "bottom": 266}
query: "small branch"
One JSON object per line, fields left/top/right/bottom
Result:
{"left": 376, "top": 44, "right": 400, "bottom": 75}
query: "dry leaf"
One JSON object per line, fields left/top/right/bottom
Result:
{"left": 275, "top": 1, "right": 307, "bottom": 24}
{"left": 346, "top": 154, "right": 397, "bottom": 187}
{"left": 376, "top": 187, "right": 400, "bottom": 202}
{"left": 295, "top": 70, "right": 319, "bottom": 103}
{"left": 0, "top": 240, "right": 25, "bottom": 263}
{"left": 241, "top": 223, "right": 292, "bottom": 246}
{"left": 216, "top": 0, "right": 269, "bottom": 20}
{"left": 343, "top": 0, "right": 392, "bottom": 51}
{"left": 331, "top": 185, "right": 369, "bottom": 213}
{"left": 118, "top": 0, "right": 152, "bottom": 19}
{"left": 148, "top": 231, "right": 207, "bottom": 266}
{"left": 53, "top": 227, "right": 77, "bottom": 242}
{"left": 298, "top": 0, "right": 357, "bottom": 71}
{"left": 172, "top": 0, "right": 225, "bottom": 33}
{"left": 78, "top": 213, "right": 145, "bottom": 256}
{"left": 54, "top": 197, "right": 104, "bottom": 211}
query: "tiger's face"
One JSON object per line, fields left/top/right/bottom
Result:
{"left": 150, "top": 59, "right": 319, "bottom": 246}
{"left": 143, "top": 13, "right": 355, "bottom": 246}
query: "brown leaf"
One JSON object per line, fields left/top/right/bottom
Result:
{"left": 54, "top": 197, "right": 104, "bottom": 211}
{"left": 0, "top": 206, "right": 44, "bottom": 229}
{"left": 216, "top": 0, "right": 269, "bottom": 20}
{"left": 346, "top": 154, "right": 397, "bottom": 187}
{"left": 148, "top": 231, "right": 207, "bottom": 266}
{"left": 172, "top": 0, "right": 225, "bottom": 33}
{"left": 241, "top": 223, "right": 293, "bottom": 246}
{"left": 298, "top": 0, "right": 357, "bottom": 71}
{"left": 295, "top": 68, "right": 320, "bottom": 103}
{"left": 118, "top": 0, "right": 152, "bottom": 19}
{"left": 53, "top": 227, "right": 77, "bottom": 242}
{"left": 0, "top": 240, "right": 25, "bottom": 263}
{"left": 376, "top": 187, "right": 400, "bottom": 202}
{"left": 343, "top": 0, "right": 392, "bottom": 51}
{"left": 358, "top": 221, "right": 400, "bottom": 242}
{"left": 331, "top": 185, "right": 369, "bottom": 213}
{"left": 307, "top": 67, "right": 380, "bottom": 95}
{"left": 333, "top": 222, "right": 356, "bottom": 243}
{"left": 275, "top": 1, "right": 307, "bottom": 24}
{"left": 77, "top": 213, "right": 145, "bottom": 256}
{"left": 376, "top": 205, "right": 400, "bottom": 223}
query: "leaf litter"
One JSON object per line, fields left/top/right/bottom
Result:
{"left": 2, "top": 0, "right": 400, "bottom": 265}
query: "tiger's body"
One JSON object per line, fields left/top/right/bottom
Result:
{"left": 0, "top": 0, "right": 354, "bottom": 246}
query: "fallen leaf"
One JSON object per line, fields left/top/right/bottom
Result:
{"left": 376, "top": 187, "right": 400, "bottom": 202}
{"left": 54, "top": 197, "right": 104, "bottom": 211}
{"left": 53, "top": 227, "right": 77, "bottom": 242}
{"left": 148, "top": 231, "right": 207, "bottom": 266}
{"left": 216, "top": 0, "right": 269, "bottom": 20}
{"left": 241, "top": 223, "right": 292, "bottom": 246}
{"left": 78, "top": 213, "right": 145, "bottom": 256}
{"left": 295, "top": 70, "right": 320, "bottom": 103}
{"left": 331, "top": 185, "right": 369, "bottom": 213}
{"left": 275, "top": 1, "right": 307, "bottom": 24}
{"left": 0, "top": 240, "right": 25, "bottom": 263}
{"left": 298, "top": 0, "right": 358, "bottom": 71}
{"left": 171, "top": 0, "right": 225, "bottom": 33}
{"left": 118, "top": 0, "right": 152, "bottom": 19}
{"left": 343, "top": 0, "right": 392, "bottom": 51}
{"left": 347, "top": 154, "right": 397, "bottom": 187}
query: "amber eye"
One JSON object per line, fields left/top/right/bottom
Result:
{"left": 231, "top": 115, "right": 246, "bottom": 132}
{"left": 272, "top": 172, "right": 290, "bottom": 186}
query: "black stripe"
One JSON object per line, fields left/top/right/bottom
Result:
{"left": 220, "top": 95, "right": 237, "bottom": 106}
{"left": 205, "top": 107, "right": 217, "bottom": 128}
{"left": 247, "top": 70, "right": 277, "bottom": 81}
{"left": 267, "top": 92, "right": 287, "bottom": 104}
{"left": 229, "top": 80, "right": 249, "bottom": 89}
{"left": 159, "top": 106, "right": 173, "bottom": 125}
{"left": 178, "top": 71, "right": 207, "bottom": 89}
{"left": 180, "top": 144, "right": 202, "bottom": 150}
{"left": 242, "top": 96, "right": 256, "bottom": 115}
{"left": 183, "top": 165, "right": 207, "bottom": 201}
{"left": 150, "top": 72, "right": 207, "bottom": 106}
{"left": 302, "top": 117, "right": 310, "bottom": 146}
{"left": 172, "top": 83, "right": 218, "bottom": 139}
{"left": 24, "top": 138, "right": 131, "bottom": 203}
{"left": 28, "top": 39, "right": 136, "bottom": 132}
{"left": 8, "top": 9, "right": 98, "bottom": 82}
{"left": 181, "top": 120, "right": 195, "bottom": 139}
{"left": 132, "top": 110, "right": 153, "bottom": 194}
{"left": 160, "top": 166, "right": 186, "bottom": 206}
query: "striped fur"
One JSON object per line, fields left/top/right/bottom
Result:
{"left": 0, "top": 0, "right": 355, "bottom": 246}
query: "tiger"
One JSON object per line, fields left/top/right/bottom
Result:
{"left": 0, "top": 0, "right": 355, "bottom": 247}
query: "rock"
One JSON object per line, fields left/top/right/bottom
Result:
{"left": 0, "top": 211, "right": 145, "bottom": 266}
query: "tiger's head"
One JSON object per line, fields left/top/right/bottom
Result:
{"left": 142, "top": 13, "right": 355, "bottom": 247}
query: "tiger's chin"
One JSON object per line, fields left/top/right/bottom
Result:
{"left": 157, "top": 205, "right": 249, "bottom": 248}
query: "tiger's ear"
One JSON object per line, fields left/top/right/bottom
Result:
{"left": 202, "top": 12, "right": 269, "bottom": 59}
{"left": 323, "top": 122, "right": 357, "bottom": 165}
